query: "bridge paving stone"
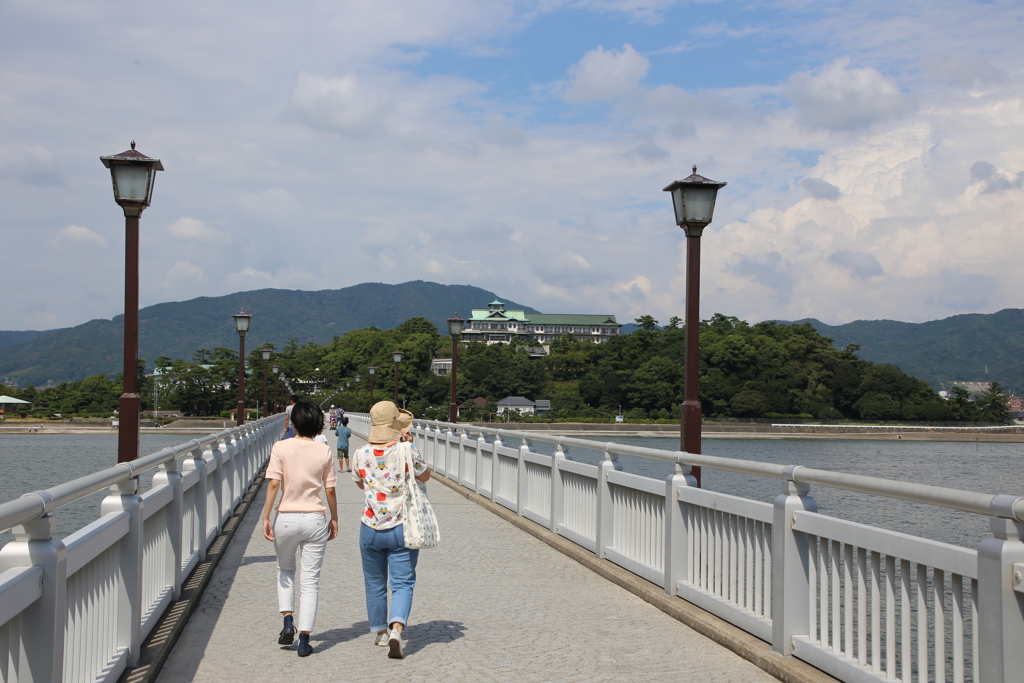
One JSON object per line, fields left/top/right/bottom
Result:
{"left": 158, "top": 432, "right": 779, "bottom": 682}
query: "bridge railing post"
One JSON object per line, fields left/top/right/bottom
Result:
{"left": 459, "top": 428, "right": 471, "bottom": 488}
{"left": 490, "top": 434, "right": 503, "bottom": 503}
{"left": 517, "top": 437, "right": 532, "bottom": 517}
{"left": 977, "top": 509, "right": 1024, "bottom": 682}
{"left": 182, "top": 446, "right": 209, "bottom": 561}
{"left": 595, "top": 446, "right": 621, "bottom": 559}
{"left": 152, "top": 458, "right": 183, "bottom": 600}
{"left": 101, "top": 479, "right": 144, "bottom": 667}
{"left": 216, "top": 435, "right": 232, "bottom": 527}
{"left": 204, "top": 439, "right": 223, "bottom": 545}
{"left": 0, "top": 513, "right": 67, "bottom": 683}
{"left": 475, "top": 432, "right": 487, "bottom": 495}
{"left": 771, "top": 465, "right": 817, "bottom": 657}
{"left": 226, "top": 432, "right": 241, "bottom": 510}
{"left": 665, "top": 461, "right": 698, "bottom": 596}
{"left": 550, "top": 440, "right": 567, "bottom": 533}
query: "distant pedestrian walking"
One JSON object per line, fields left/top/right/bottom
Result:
{"left": 335, "top": 415, "right": 351, "bottom": 472}
{"left": 260, "top": 400, "right": 339, "bottom": 657}
{"left": 282, "top": 395, "right": 298, "bottom": 438}
{"left": 352, "top": 401, "right": 431, "bottom": 658}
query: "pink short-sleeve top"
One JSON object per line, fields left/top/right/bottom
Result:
{"left": 265, "top": 438, "right": 337, "bottom": 513}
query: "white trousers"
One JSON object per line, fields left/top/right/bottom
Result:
{"left": 274, "top": 512, "right": 329, "bottom": 633}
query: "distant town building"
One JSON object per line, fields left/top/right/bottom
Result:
{"left": 940, "top": 381, "right": 993, "bottom": 396}
{"left": 496, "top": 396, "right": 551, "bottom": 416}
{"left": 430, "top": 358, "right": 452, "bottom": 376}
{"left": 1006, "top": 395, "right": 1023, "bottom": 413}
{"left": 460, "top": 300, "right": 621, "bottom": 352}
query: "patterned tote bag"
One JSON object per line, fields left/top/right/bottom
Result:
{"left": 401, "top": 442, "right": 440, "bottom": 549}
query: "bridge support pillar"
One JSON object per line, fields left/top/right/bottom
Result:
{"left": 0, "top": 513, "right": 66, "bottom": 683}
{"left": 182, "top": 447, "right": 209, "bottom": 562}
{"left": 664, "top": 462, "right": 698, "bottom": 595}
{"left": 977, "top": 516, "right": 1024, "bottom": 682}
{"left": 101, "top": 479, "right": 144, "bottom": 667}
{"left": 771, "top": 470, "right": 817, "bottom": 657}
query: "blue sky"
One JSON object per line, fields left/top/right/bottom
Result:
{"left": 1, "top": 0, "right": 1023, "bottom": 332}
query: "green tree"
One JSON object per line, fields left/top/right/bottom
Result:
{"left": 975, "top": 382, "right": 1011, "bottom": 423}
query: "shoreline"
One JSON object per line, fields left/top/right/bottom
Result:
{"left": 3, "top": 424, "right": 1023, "bottom": 442}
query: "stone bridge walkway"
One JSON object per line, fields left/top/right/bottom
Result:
{"left": 157, "top": 430, "right": 781, "bottom": 683}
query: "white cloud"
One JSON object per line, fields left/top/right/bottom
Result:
{"left": 165, "top": 217, "right": 232, "bottom": 244}
{"left": 47, "top": 224, "right": 106, "bottom": 249}
{"left": 165, "top": 261, "right": 205, "bottom": 283}
{"left": 563, "top": 44, "right": 649, "bottom": 103}
{"left": 787, "top": 58, "right": 913, "bottom": 131}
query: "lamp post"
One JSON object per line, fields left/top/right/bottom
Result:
{"left": 261, "top": 348, "right": 271, "bottom": 419}
{"left": 447, "top": 314, "right": 465, "bottom": 423}
{"left": 392, "top": 350, "right": 404, "bottom": 403}
{"left": 272, "top": 364, "right": 279, "bottom": 414}
{"left": 345, "top": 381, "right": 351, "bottom": 411}
{"left": 100, "top": 141, "right": 164, "bottom": 466}
{"left": 232, "top": 311, "right": 252, "bottom": 425}
{"left": 367, "top": 366, "right": 375, "bottom": 413}
{"left": 354, "top": 375, "right": 361, "bottom": 412}
{"left": 663, "top": 165, "right": 727, "bottom": 488}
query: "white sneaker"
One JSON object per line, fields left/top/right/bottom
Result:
{"left": 374, "top": 632, "right": 389, "bottom": 647}
{"left": 388, "top": 629, "right": 404, "bottom": 659}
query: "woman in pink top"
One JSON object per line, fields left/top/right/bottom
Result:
{"left": 260, "top": 400, "right": 339, "bottom": 657}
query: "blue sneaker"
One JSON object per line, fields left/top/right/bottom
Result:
{"left": 278, "top": 615, "right": 295, "bottom": 645}
{"left": 297, "top": 633, "right": 312, "bottom": 657}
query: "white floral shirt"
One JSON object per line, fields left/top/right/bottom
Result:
{"left": 351, "top": 442, "right": 427, "bottom": 530}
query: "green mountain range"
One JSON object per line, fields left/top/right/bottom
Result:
{"left": 0, "top": 281, "right": 538, "bottom": 386}
{"left": 789, "top": 309, "right": 1024, "bottom": 394}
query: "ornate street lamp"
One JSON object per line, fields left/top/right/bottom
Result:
{"left": 392, "top": 350, "right": 404, "bottom": 403}
{"left": 447, "top": 314, "right": 465, "bottom": 423}
{"left": 354, "top": 375, "right": 361, "bottom": 412}
{"left": 663, "top": 165, "right": 727, "bottom": 488}
{"left": 232, "top": 311, "right": 252, "bottom": 425}
{"left": 261, "top": 348, "right": 271, "bottom": 419}
{"left": 345, "top": 381, "right": 351, "bottom": 411}
{"left": 272, "top": 364, "right": 279, "bottom": 414}
{"left": 367, "top": 366, "right": 376, "bottom": 413}
{"left": 100, "top": 141, "right": 164, "bottom": 466}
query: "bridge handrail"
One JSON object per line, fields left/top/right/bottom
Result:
{"left": 0, "top": 417, "right": 279, "bottom": 534}
{"left": 410, "top": 419, "right": 1024, "bottom": 522}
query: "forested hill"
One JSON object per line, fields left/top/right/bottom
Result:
{"left": 789, "top": 308, "right": 1024, "bottom": 394}
{"left": 0, "top": 281, "right": 538, "bottom": 386}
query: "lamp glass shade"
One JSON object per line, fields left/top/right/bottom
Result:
{"left": 355, "top": 375, "right": 361, "bottom": 383}
{"left": 393, "top": 350, "right": 404, "bottom": 363}
{"left": 233, "top": 312, "right": 252, "bottom": 333}
{"left": 272, "top": 365, "right": 279, "bottom": 374}
{"left": 261, "top": 348, "right": 271, "bottom": 361}
{"left": 447, "top": 316, "right": 465, "bottom": 336}
{"left": 113, "top": 164, "right": 151, "bottom": 202}
{"left": 368, "top": 366, "right": 375, "bottom": 375}
{"left": 681, "top": 185, "right": 717, "bottom": 223}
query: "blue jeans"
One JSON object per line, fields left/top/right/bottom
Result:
{"left": 359, "top": 522, "right": 419, "bottom": 632}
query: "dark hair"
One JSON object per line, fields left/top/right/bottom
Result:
{"left": 289, "top": 394, "right": 299, "bottom": 404}
{"left": 340, "top": 416, "right": 348, "bottom": 426}
{"left": 291, "top": 400, "right": 324, "bottom": 438}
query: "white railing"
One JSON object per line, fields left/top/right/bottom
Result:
{"left": 406, "top": 419, "right": 1024, "bottom": 683}
{"left": 0, "top": 414, "right": 284, "bottom": 683}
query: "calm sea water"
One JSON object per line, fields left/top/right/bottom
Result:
{"left": 2, "top": 434, "right": 1022, "bottom": 551}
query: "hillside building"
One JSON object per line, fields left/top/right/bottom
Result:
{"left": 460, "top": 300, "right": 621, "bottom": 351}
{"left": 496, "top": 396, "right": 551, "bottom": 416}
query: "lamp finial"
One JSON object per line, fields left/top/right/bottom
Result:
{"left": 692, "top": 164, "right": 697, "bottom": 175}
{"left": 131, "top": 140, "right": 136, "bottom": 151}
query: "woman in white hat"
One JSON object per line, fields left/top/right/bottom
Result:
{"left": 352, "top": 400, "right": 431, "bottom": 658}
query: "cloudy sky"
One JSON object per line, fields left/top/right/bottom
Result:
{"left": 2, "top": 0, "right": 1022, "bottom": 332}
